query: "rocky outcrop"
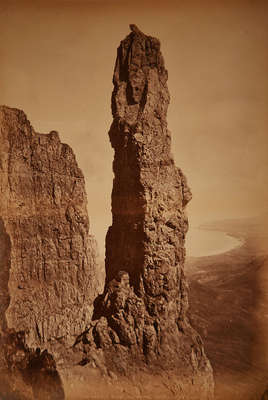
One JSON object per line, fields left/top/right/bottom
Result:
{"left": 0, "top": 105, "right": 99, "bottom": 353}
{"left": 0, "top": 25, "right": 214, "bottom": 399}
{"left": 76, "top": 25, "right": 214, "bottom": 399}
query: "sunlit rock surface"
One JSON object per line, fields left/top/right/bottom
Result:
{"left": 0, "top": 105, "right": 99, "bottom": 351}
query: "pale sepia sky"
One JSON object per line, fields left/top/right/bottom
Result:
{"left": 1, "top": 0, "right": 267, "bottom": 255}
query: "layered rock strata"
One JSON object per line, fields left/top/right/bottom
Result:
{"left": 0, "top": 105, "right": 98, "bottom": 352}
{"left": 78, "top": 25, "right": 214, "bottom": 398}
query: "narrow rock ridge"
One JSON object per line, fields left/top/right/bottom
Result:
{"left": 0, "top": 105, "right": 99, "bottom": 352}
{"left": 78, "top": 25, "right": 214, "bottom": 399}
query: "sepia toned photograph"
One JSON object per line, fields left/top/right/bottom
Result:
{"left": 0, "top": 0, "right": 267, "bottom": 399}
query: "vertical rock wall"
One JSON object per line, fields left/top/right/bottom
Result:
{"left": 0, "top": 106, "right": 98, "bottom": 351}
{"left": 86, "top": 26, "right": 214, "bottom": 399}
{"left": 106, "top": 24, "right": 192, "bottom": 322}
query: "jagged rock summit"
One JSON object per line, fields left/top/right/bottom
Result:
{"left": 76, "top": 25, "right": 214, "bottom": 399}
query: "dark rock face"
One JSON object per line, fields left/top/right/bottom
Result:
{"left": 81, "top": 26, "right": 214, "bottom": 398}
{"left": 0, "top": 329, "right": 64, "bottom": 400}
{"left": 0, "top": 105, "right": 99, "bottom": 351}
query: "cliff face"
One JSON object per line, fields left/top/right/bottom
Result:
{"left": 79, "top": 25, "right": 214, "bottom": 399}
{"left": 0, "top": 106, "right": 98, "bottom": 351}
{"left": 0, "top": 26, "right": 214, "bottom": 399}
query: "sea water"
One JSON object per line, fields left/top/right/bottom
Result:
{"left": 186, "top": 227, "right": 242, "bottom": 257}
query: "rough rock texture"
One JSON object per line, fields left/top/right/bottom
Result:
{"left": 77, "top": 25, "right": 214, "bottom": 399}
{"left": 0, "top": 105, "right": 99, "bottom": 353}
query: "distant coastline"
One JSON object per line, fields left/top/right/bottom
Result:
{"left": 187, "top": 215, "right": 268, "bottom": 400}
{"left": 186, "top": 224, "right": 244, "bottom": 258}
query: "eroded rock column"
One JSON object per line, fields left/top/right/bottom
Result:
{"left": 88, "top": 25, "right": 214, "bottom": 399}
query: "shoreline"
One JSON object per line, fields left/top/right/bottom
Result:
{"left": 187, "top": 216, "right": 268, "bottom": 400}
{"left": 186, "top": 225, "right": 245, "bottom": 260}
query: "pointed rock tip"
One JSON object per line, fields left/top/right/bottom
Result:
{"left": 129, "top": 24, "right": 144, "bottom": 35}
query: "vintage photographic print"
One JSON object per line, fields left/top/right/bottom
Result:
{"left": 0, "top": 1, "right": 267, "bottom": 399}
